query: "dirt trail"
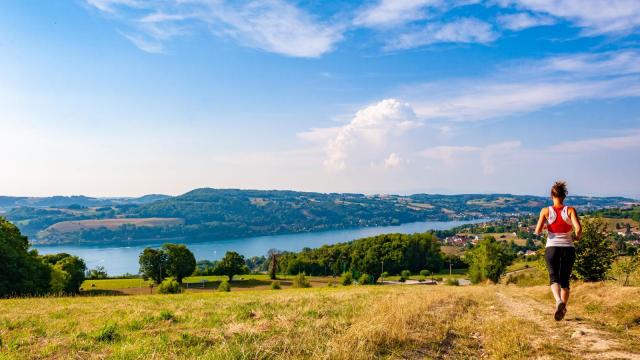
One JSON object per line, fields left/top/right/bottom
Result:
{"left": 496, "top": 289, "right": 640, "bottom": 360}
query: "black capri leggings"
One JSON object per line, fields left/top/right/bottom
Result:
{"left": 544, "top": 246, "right": 575, "bottom": 289}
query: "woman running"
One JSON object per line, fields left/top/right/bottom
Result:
{"left": 534, "top": 181, "right": 582, "bottom": 321}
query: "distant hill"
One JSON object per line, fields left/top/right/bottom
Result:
{"left": 1, "top": 188, "right": 634, "bottom": 245}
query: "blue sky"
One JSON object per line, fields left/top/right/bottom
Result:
{"left": 1, "top": 0, "right": 639, "bottom": 198}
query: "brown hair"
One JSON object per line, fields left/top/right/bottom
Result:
{"left": 551, "top": 181, "right": 568, "bottom": 200}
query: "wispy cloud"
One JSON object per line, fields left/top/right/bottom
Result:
{"left": 550, "top": 129, "right": 640, "bottom": 152}
{"left": 419, "top": 141, "right": 521, "bottom": 174}
{"left": 500, "top": 0, "right": 640, "bottom": 35}
{"left": 390, "top": 18, "right": 498, "bottom": 50}
{"left": 86, "top": 0, "right": 343, "bottom": 57}
{"left": 497, "top": 12, "right": 555, "bottom": 31}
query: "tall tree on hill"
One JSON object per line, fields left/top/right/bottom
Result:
{"left": 215, "top": 251, "right": 248, "bottom": 281}
{"left": 139, "top": 248, "right": 168, "bottom": 284}
{"left": 162, "top": 243, "right": 196, "bottom": 283}
{"left": 574, "top": 217, "right": 615, "bottom": 281}
{"left": 0, "top": 218, "right": 51, "bottom": 296}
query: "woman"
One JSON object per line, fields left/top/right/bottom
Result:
{"left": 534, "top": 181, "right": 582, "bottom": 321}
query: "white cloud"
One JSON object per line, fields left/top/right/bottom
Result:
{"left": 354, "top": 0, "right": 444, "bottom": 28}
{"left": 497, "top": 12, "right": 555, "bottom": 31}
{"left": 550, "top": 130, "right": 640, "bottom": 152}
{"left": 406, "top": 49, "right": 640, "bottom": 121}
{"left": 120, "top": 32, "right": 164, "bottom": 53}
{"left": 301, "top": 99, "right": 420, "bottom": 171}
{"left": 383, "top": 153, "right": 405, "bottom": 168}
{"left": 390, "top": 18, "right": 498, "bottom": 49}
{"left": 501, "top": 0, "right": 640, "bottom": 35}
{"left": 86, "top": 0, "right": 343, "bottom": 57}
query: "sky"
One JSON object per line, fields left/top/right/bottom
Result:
{"left": 1, "top": 0, "right": 639, "bottom": 198}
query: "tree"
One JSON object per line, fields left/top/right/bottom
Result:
{"left": 466, "top": 236, "right": 514, "bottom": 284}
{"left": 162, "top": 243, "right": 196, "bottom": 283}
{"left": 87, "top": 266, "right": 108, "bottom": 280}
{"left": 55, "top": 255, "right": 87, "bottom": 293}
{"left": 267, "top": 249, "right": 281, "bottom": 280}
{"left": 139, "top": 248, "right": 168, "bottom": 284}
{"left": 574, "top": 217, "right": 615, "bottom": 281}
{"left": 0, "top": 218, "right": 51, "bottom": 296}
{"left": 215, "top": 251, "right": 248, "bottom": 281}
{"left": 615, "top": 254, "right": 640, "bottom": 286}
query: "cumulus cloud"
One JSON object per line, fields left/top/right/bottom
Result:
{"left": 300, "top": 99, "right": 420, "bottom": 171}
{"left": 383, "top": 153, "right": 405, "bottom": 168}
{"left": 390, "top": 18, "right": 498, "bottom": 49}
{"left": 497, "top": 12, "right": 555, "bottom": 31}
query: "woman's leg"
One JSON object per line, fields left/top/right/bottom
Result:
{"left": 559, "top": 247, "right": 576, "bottom": 305}
{"left": 544, "top": 247, "right": 562, "bottom": 304}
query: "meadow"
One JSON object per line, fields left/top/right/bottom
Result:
{"left": 1, "top": 283, "right": 639, "bottom": 359}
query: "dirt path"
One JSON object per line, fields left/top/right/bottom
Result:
{"left": 496, "top": 289, "right": 640, "bottom": 360}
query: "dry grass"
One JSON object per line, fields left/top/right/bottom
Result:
{"left": 45, "top": 218, "right": 184, "bottom": 233}
{"left": 0, "top": 284, "right": 638, "bottom": 359}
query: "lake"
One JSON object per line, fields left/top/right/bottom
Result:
{"left": 33, "top": 219, "right": 485, "bottom": 275}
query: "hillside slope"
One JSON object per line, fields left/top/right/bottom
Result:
{"left": 0, "top": 284, "right": 638, "bottom": 359}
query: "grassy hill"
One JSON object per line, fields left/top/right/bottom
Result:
{"left": 1, "top": 284, "right": 639, "bottom": 359}
{"left": 3, "top": 188, "right": 635, "bottom": 245}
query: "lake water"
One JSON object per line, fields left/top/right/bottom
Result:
{"left": 33, "top": 219, "right": 485, "bottom": 275}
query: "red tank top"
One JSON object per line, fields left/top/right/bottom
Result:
{"left": 548, "top": 206, "right": 573, "bottom": 233}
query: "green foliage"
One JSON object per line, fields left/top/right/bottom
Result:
{"left": 0, "top": 217, "right": 51, "bottom": 296}
{"left": 419, "top": 269, "right": 430, "bottom": 276}
{"left": 380, "top": 271, "right": 389, "bottom": 278}
{"left": 217, "top": 280, "right": 231, "bottom": 292}
{"left": 278, "top": 233, "right": 443, "bottom": 282}
{"left": 398, "top": 276, "right": 406, "bottom": 282}
{"left": 574, "top": 218, "right": 615, "bottom": 281}
{"left": 215, "top": 251, "right": 249, "bottom": 281}
{"left": 466, "top": 236, "right": 514, "bottom": 284}
{"left": 401, "top": 270, "right": 411, "bottom": 278}
{"left": 341, "top": 272, "right": 353, "bottom": 286}
{"left": 270, "top": 280, "right": 281, "bottom": 290}
{"left": 358, "top": 273, "right": 372, "bottom": 285}
{"left": 293, "top": 272, "right": 311, "bottom": 288}
{"left": 87, "top": 266, "right": 108, "bottom": 280}
{"left": 162, "top": 243, "right": 196, "bottom": 283}
{"left": 609, "top": 255, "right": 640, "bottom": 286}
{"left": 94, "top": 323, "right": 120, "bottom": 343}
{"left": 417, "top": 275, "right": 426, "bottom": 282}
{"left": 157, "top": 278, "right": 182, "bottom": 294}
{"left": 445, "top": 278, "right": 460, "bottom": 286}
{"left": 138, "top": 248, "right": 168, "bottom": 284}
{"left": 49, "top": 265, "right": 70, "bottom": 293}
{"left": 42, "top": 254, "right": 86, "bottom": 293}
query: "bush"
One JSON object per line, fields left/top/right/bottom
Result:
{"left": 341, "top": 272, "right": 353, "bottom": 286}
{"left": 466, "top": 236, "right": 514, "bottom": 284}
{"left": 417, "top": 275, "right": 426, "bottom": 282}
{"left": 419, "top": 270, "right": 430, "bottom": 276}
{"left": 445, "top": 278, "right": 460, "bottom": 286}
{"left": 218, "top": 280, "right": 231, "bottom": 292}
{"left": 358, "top": 273, "right": 371, "bottom": 285}
{"left": 293, "top": 272, "right": 311, "bottom": 288}
{"left": 574, "top": 217, "right": 615, "bottom": 281}
{"left": 380, "top": 271, "right": 389, "bottom": 279}
{"left": 398, "top": 276, "right": 406, "bottom": 283}
{"left": 270, "top": 280, "right": 281, "bottom": 290}
{"left": 327, "top": 281, "right": 336, "bottom": 287}
{"left": 94, "top": 323, "right": 120, "bottom": 343}
{"left": 401, "top": 270, "right": 411, "bottom": 278}
{"left": 157, "top": 278, "right": 182, "bottom": 294}
{"left": 433, "top": 277, "right": 443, "bottom": 282}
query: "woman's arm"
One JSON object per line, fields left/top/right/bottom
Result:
{"left": 570, "top": 207, "right": 582, "bottom": 241}
{"left": 534, "top": 208, "right": 547, "bottom": 235}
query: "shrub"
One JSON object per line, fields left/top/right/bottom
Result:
{"left": 270, "top": 280, "right": 281, "bottom": 290}
{"left": 94, "top": 323, "right": 120, "bottom": 343}
{"left": 358, "top": 273, "right": 371, "bottom": 285}
{"left": 327, "top": 281, "right": 336, "bottom": 287}
{"left": 341, "top": 272, "right": 353, "bottom": 286}
{"left": 218, "top": 280, "right": 231, "bottom": 292}
{"left": 466, "top": 236, "right": 514, "bottom": 284}
{"left": 574, "top": 217, "right": 615, "bottom": 281}
{"left": 293, "top": 272, "right": 311, "bottom": 288}
{"left": 380, "top": 271, "right": 389, "bottom": 279}
{"left": 159, "top": 310, "right": 176, "bottom": 322}
{"left": 419, "top": 270, "right": 430, "bottom": 277}
{"left": 446, "top": 278, "right": 460, "bottom": 286}
{"left": 398, "top": 276, "right": 406, "bottom": 283}
{"left": 157, "top": 278, "right": 182, "bottom": 294}
{"left": 433, "top": 277, "right": 443, "bottom": 282}
{"left": 401, "top": 270, "right": 411, "bottom": 278}
{"left": 418, "top": 275, "right": 426, "bottom": 282}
